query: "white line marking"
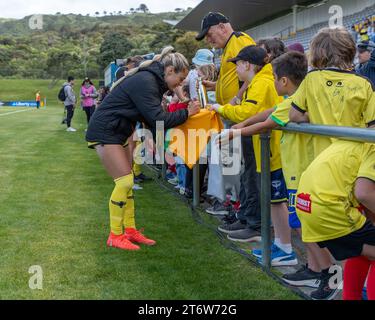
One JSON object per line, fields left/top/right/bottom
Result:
{"left": 0, "top": 109, "right": 33, "bottom": 117}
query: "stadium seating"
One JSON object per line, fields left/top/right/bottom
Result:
{"left": 281, "top": 4, "right": 375, "bottom": 50}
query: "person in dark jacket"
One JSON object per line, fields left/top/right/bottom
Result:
{"left": 358, "top": 43, "right": 375, "bottom": 87}
{"left": 86, "top": 46, "right": 200, "bottom": 251}
{"left": 115, "top": 55, "right": 144, "bottom": 81}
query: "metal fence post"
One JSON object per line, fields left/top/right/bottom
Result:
{"left": 161, "top": 153, "right": 167, "bottom": 181}
{"left": 260, "top": 132, "right": 272, "bottom": 269}
{"left": 193, "top": 163, "right": 200, "bottom": 208}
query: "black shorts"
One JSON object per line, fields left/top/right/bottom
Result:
{"left": 87, "top": 140, "right": 130, "bottom": 149}
{"left": 317, "top": 220, "right": 375, "bottom": 261}
{"left": 86, "top": 117, "right": 135, "bottom": 149}
{"left": 256, "top": 168, "right": 288, "bottom": 204}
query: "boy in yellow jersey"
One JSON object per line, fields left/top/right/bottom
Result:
{"left": 289, "top": 27, "right": 375, "bottom": 158}
{"left": 224, "top": 51, "right": 337, "bottom": 299}
{"left": 209, "top": 46, "right": 295, "bottom": 264}
{"left": 296, "top": 141, "right": 375, "bottom": 300}
{"left": 288, "top": 29, "right": 375, "bottom": 277}
{"left": 212, "top": 45, "right": 284, "bottom": 174}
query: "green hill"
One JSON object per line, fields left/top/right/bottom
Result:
{"left": 0, "top": 11, "right": 204, "bottom": 80}
{"left": 0, "top": 12, "right": 188, "bottom": 36}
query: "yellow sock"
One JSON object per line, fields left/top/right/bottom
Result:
{"left": 109, "top": 174, "right": 134, "bottom": 235}
{"left": 123, "top": 189, "right": 136, "bottom": 229}
{"left": 133, "top": 162, "right": 142, "bottom": 177}
{"left": 133, "top": 141, "right": 143, "bottom": 177}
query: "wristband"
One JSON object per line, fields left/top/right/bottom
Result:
{"left": 234, "top": 96, "right": 241, "bottom": 105}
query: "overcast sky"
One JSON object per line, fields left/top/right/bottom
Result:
{"left": 0, "top": 0, "right": 202, "bottom": 19}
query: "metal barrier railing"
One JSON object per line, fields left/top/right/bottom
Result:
{"left": 161, "top": 123, "right": 375, "bottom": 271}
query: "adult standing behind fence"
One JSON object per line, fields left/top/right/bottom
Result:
{"left": 80, "top": 78, "right": 98, "bottom": 128}
{"left": 196, "top": 12, "right": 262, "bottom": 237}
{"left": 195, "top": 12, "right": 255, "bottom": 105}
{"left": 64, "top": 76, "right": 77, "bottom": 132}
{"left": 357, "top": 42, "right": 375, "bottom": 87}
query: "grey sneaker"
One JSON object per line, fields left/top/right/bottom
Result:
{"left": 218, "top": 220, "right": 247, "bottom": 234}
{"left": 227, "top": 228, "right": 262, "bottom": 243}
{"left": 282, "top": 264, "right": 321, "bottom": 288}
{"left": 310, "top": 270, "right": 340, "bottom": 300}
{"left": 206, "top": 200, "right": 230, "bottom": 216}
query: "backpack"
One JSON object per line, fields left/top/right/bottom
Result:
{"left": 58, "top": 85, "right": 67, "bottom": 102}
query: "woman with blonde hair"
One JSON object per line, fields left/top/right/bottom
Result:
{"left": 86, "top": 46, "right": 200, "bottom": 251}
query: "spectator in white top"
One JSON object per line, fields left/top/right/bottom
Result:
{"left": 186, "top": 49, "right": 214, "bottom": 100}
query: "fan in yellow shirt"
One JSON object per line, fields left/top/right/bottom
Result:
{"left": 295, "top": 140, "right": 375, "bottom": 300}
{"left": 210, "top": 45, "right": 302, "bottom": 266}
{"left": 296, "top": 141, "right": 375, "bottom": 243}
{"left": 224, "top": 51, "right": 335, "bottom": 298}
{"left": 289, "top": 27, "right": 375, "bottom": 159}
{"left": 195, "top": 12, "right": 255, "bottom": 105}
{"left": 210, "top": 45, "right": 282, "bottom": 174}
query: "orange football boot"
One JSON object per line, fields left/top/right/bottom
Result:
{"left": 107, "top": 232, "right": 140, "bottom": 251}
{"left": 125, "top": 228, "right": 156, "bottom": 246}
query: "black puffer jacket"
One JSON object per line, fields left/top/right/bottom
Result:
{"left": 86, "top": 61, "right": 188, "bottom": 144}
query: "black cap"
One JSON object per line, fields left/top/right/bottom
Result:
{"left": 196, "top": 12, "right": 229, "bottom": 41}
{"left": 227, "top": 45, "right": 267, "bottom": 65}
{"left": 357, "top": 41, "right": 375, "bottom": 52}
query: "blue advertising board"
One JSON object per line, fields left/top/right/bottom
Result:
{"left": 0, "top": 101, "right": 38, "bottom": 107}
{"left": 104, "top": 62, "right": 119, "bottom": 88}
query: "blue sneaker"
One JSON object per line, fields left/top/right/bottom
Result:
{"left": 166, "top": 172, "right": 176, "bottom": 180}
{"left": 252, "top": 243, "right": 278, "bottom": 259}
{"left": 363, "top": 287, "right": 368, "bottom": 300}
{"left": 257, "top": 245, "right": 298, "bottom": 267}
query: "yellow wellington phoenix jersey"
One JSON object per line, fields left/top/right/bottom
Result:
{"left": 296, "top": 140, "right": 375, "bottom": 243}
{"left": 219, "top": 63, "right": 282, "bottom": 172}
{"left": 167, "top": 109, "right": 224, "bottom": 169}
{"left": 291, "top": 69, "right": 375, "bottom": 157}
{"left": 271, "top": 97, "right": 315, "bottom": 215}
{"left": 216, "top": 31, "right": 255, "bottom": 105}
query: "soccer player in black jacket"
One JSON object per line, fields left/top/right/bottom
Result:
{"left": 86, "top": 47, "right": 200, "bottom": 250}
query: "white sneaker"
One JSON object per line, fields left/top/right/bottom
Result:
{"left": 167, "top": 177, "right": 178, "bottom": 186}
{"left": 66, "top": 127, "right": 77, "bottom": 132}
{"left": 133, "top": 184, "right": 143, "bottom": 191}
